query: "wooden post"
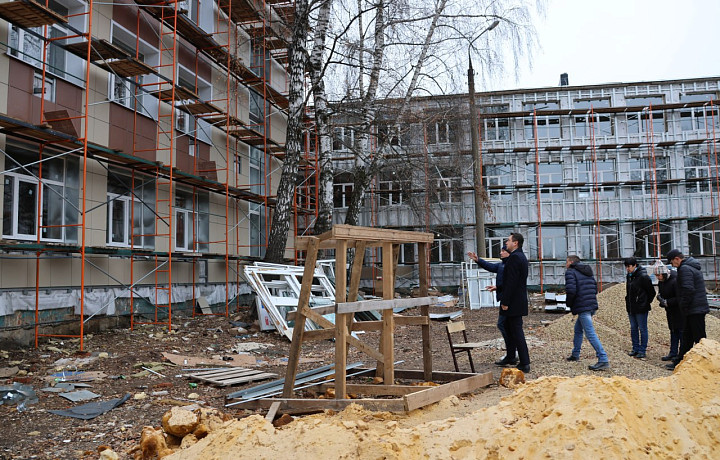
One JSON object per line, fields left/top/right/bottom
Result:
{"left": 282, "top": 237, "right": 319, "bottom": 398}
{"left": 382, "top": 242, "right": 395, "bottom": 385}
{"left": 418, "top": 242, "right": 432, "bottom": 380}
{"left": 334, "top": 239, "right": 348, "bottom": 399}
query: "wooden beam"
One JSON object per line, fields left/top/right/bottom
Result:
{"left": 335, "top": 238, "right": 349, "bottom": 399}
{"left": 348, "top": 241, "right": 367, "bottom": 302}
{"left": 328, "top": 225, "right": 434, "bottom": 244}
{"left": 315, "top": 383, "right": 426, "bottom": 397}
{"left": 418, "top": 242, "right": 433, "bottom": 381}
{"left": 382, "top": 242, "right": 395, "bottom": 385}
{"left": 336, "top": 296, "right": 436, "bottom": 314}
{"left": 286, "top": 305, "right": 335, "bottom": 321}
{"left": 265, "top": 401, "right": 281, "bottom": 421}
{"left": 302, "top": 328, "right": 335, "bottom": 341}
{"left": 352, "top": 368, "right": 482, "bottom": 382}
{"left": 282, "top": 237, "right": 319, "bottom": 398}
{"left": 403, "top": 372, "right": 494, "bottom": 411}
{"left": 234, "top": 397, "right": 408, "bottom": 413}
{"left": 303, "top": 305, "right": 385, "bottom": 363}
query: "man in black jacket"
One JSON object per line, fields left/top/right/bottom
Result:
{"left": 565, "top": 255, "right": 609, "bottom": 371}
{"left": 654, "top": 264, "right": 684, "bottom": 362}
{"left": 666, "top": 249, "right": 710, "bottom": 370}
{"left": 500, "top": 233, "right": 530, "bottom": 373}
{"left": 623, "top": 257, "right": 655, "bottom": 359}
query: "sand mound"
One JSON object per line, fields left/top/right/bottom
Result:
{"left": 166, "top": 338, "right": 720, "bottom": 460}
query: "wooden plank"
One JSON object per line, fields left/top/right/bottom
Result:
{"left": 215, "top": 372, "right": 278, "bottom": 386}
{"left": 335, "top": 239, "right": 348, "bottom": 400}
{"left": 351, "top": 368, "right": 481, "bottom": 382}
{"left": 325, "top": 225, "right": 434, "bottom": 244}
{"left": 302, "top": 306, "right": 385, "bottom": 363}
{"left": 283, "top": 237, "right": 319, "bottom": 398}
{"left": 446, "top": 321, "right": 466, "bottom": 333}
{"left": 348, "top": 241, "right": 367, "bottom": 302}
{"left": 234, "top": 397, "right": 408, "bottom": 413}
{"left": 189, "top": 369, "right": 277, "bottom": 387}
{"left": 336, "top": 296, "right": 436, "bottom": 314}
{"left": 189, "top": 368, "right": 255, "bottom": 378}
{"left": 302, "top": 328, "right": 335, "bottom": 341}
{"left": 286, "top": 304, "right": 335, "bottom": 321}
{"left": 403, "top": 372, "right": 494, "bottom": 411}
{"left": 382, "top": 242, "right": 395, "bottom": 385}
{"left": 316, "top": 383, "right": 426, "bottom": 397}
{"left": 196, "top": 296, "right": 212, "bottom": 314}
{"left": 265, "top": 401, "right": 281, "bottom": 421}
{"left": 418, "top": 242, "right": 433, "bottom": 381}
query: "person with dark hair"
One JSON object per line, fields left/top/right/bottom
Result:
{"left": 654, "top": 263, "right": 684, "bottom": 362}
{"left": 565, "top": 255, "right": 609, "bottom": 371}
{"left": 500, "top": 233, "right": 530, "bottom": 373}
{"left": 666, "top": 249, "right": 709, "bottom": 370}
{"left": 623, "top": 257, "right": 655, "bottom": 359}
{"left": 468, "top": 245, "right": 516, "bottom": 365}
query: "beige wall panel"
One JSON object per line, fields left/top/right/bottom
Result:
{"left": 1, "top": 258, "right": 30, "bottom": 288}
{"left": 86, "top": 255, "right": 110, "bottom": 285}
{"left": 108, "top": 258, "right": 131, "bottom": 285}
{"left": 208, "top": 260, "right": 226, "bottom": 283}
{"left": 46, "top": 257, "right": 73, "bottom": 286}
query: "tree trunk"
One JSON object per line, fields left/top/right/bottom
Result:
{"left": 311, "top": 0, "right": 334, "bottom": 235}
{"left": 264, "top": 0, "right": 310, "bottom": 262}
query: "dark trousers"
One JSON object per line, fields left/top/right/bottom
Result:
{"left": 504, "top": 315, "right": 529, "bottom": 365}
{"left": 678, "top": 313, "right": 707, "bottom": 361}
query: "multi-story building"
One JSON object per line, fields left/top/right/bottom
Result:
{"left": 0, "top": 0, "right": 292, "bottom": 345}
{"left": 332, "top": 76, "right": 720, "bottom": 291}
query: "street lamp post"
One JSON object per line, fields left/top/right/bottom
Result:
{"left": 468, "top": 19, "right": 499, "bottom": 258}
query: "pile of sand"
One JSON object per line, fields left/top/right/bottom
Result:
{"left": 166, "top": 338, "right": 720, "bottom": 459}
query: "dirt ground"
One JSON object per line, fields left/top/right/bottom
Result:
{"left": 1, "top": 292, "right": 718, "bottom": 459}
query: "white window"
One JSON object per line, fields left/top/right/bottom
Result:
{"left": 108, "top": 23, "right": 159, "bottom": 119}
{"left": 689, "top": 220, "right": 720, "bottom": 256}
{"left": 481, "top": 105, "right": 510, "bottom": 141}
{"left": 430, "top": 166, "right": 461, "bottom": 203}
{"left": 427, "top": 121, "right": 454, "bottom": 145}
{"left": 576, "top": 225, "right": 620, "bottom": 259}
{"left": 483, "top": 164, "right": 512, "bottom": 200}
{"left": 174, "top": 189, "right": 209, "bottom": 252}
{"left": 430, "top": 226, "right": 463, "bottom": 263}
{"left": 524, "top": 102, "right": 561, "bottom": 139}
{"left": 107, "top": 193, "right": 131, "bottom": 246}
{"left": 332, "top": 127, "right": 354, "bottom": 151}
{"left": 106, "top": 171, "right": 155, "bottom": 248}
{"left": 629, "top": 157, "right": 668, "bottom": 195}
{"left": 175, "top": 65, "right": 212, "bottom": 144}
{"left": 2, "top": 148, "right": 77, "bottom": 242}
{"left": 634, "top": 222, "right": 672, "bottom": 259}
{"left": 377, "top": 171, "right": 404, "bottom": 206}
{"left": 485, "top": 235, "right": 507, "bottom": 258}
{"left": 684, "top": 155, "right": 716, "bottom": 193}
{"left": 577, "top": 159, "right": 616, "bottom": 198}
{"left": 249, "top": 90, "right": 268, "bottom": 134}
{"left": 574, "top": 98, "right": 613, "bottom": 137}
{"left": 541, "top": 226, "right": 567, "bottom": 260}
{"left": 7, "top": 0, "right": 86, "bottom": 87}
{"left": 33, "top": 71, "right": 55, "bottom": 102}
{"left": 680, "top": 93, "right": 719, "bottom": 132}
{"left": 626, "top": 96, "right": 665, "bottom": 134}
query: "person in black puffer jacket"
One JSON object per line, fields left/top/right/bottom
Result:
{"left": 666, "top": 249, "right": 710, "bottom": 369}
{"left": 565, "top": 255, "right": 609, "bottom": 371}
{"left": 654, "top": 264, "right": 684, "bottom": 362}
{"left": 623, "top": 257, "right": 656, "bottom": 359}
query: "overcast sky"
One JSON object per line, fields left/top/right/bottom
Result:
{"left": 492, "top": 0, "right": 720, "bottom": 91}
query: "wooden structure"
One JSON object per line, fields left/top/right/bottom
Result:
{"left": 247, "top": 225, "right": 493, "bottom": 413}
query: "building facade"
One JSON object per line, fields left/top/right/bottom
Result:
{"left": 332, "top": 77, "right": 720, "bottom": 290}
{"left": 0, "top": 0, "right": 291, "bottom": 342}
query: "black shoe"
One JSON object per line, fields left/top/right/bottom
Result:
{"left": 661, "top": 354, "right": 677, "bottom": 362}
{"left": 566, "top": 356, "right": 579, "bottom": 362}
{"left": 589, "top": 361, "right": 609, "bottom": 371}
{"left": 664, "top": 362, "right": 677, "bottom": 370}
{"left": 627, "top": 350, "right": 638, "bottom": 357}
{"left": 516, "top": 364, "right": 530, "bottom": 373}
{"left": 495, "top": 357, "right": 518, "bottom": 366}
{"left": 634, "top": 353, "right": 646, "bottom": 359}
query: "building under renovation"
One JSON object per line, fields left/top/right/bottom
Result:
{"left": 332, "top": 76, "right": 720, "bottom": 291}
{"left": 0, "top": 0, "right": 294, "bottom": 345}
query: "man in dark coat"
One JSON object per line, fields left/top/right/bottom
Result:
{"left": 468, "top": 246, "right": 515, "bottom": 365}
{"left": 565, "top": 255, "right": 609, "bottom": 371}
{"left": 499, "top": 233, "right": 530, "bottom": 373}
{"left": 623, "top": 257, "right": 655, "bottom": 359}
{"left": 654, "top": 263, "right": 684, "bottom": 362}
{"left": 666, "top": 249, "right": 710, "bottom": 370}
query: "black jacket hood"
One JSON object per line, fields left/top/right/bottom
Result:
{"left": 570, "top": 261, "right": 593, "bottom": 277}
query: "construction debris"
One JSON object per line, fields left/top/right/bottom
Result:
{"left": 48, "top": 393, "right": 131, "bottom": 420}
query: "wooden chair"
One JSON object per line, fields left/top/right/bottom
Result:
{"left": 446, "top": 321, "right": 482, "bottom": 372}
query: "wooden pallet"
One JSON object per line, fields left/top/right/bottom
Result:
{"left": 187, "top": 368, "right": 277, "bottom": 387}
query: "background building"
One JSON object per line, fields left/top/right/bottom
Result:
{"left": 0, "top": 0, "right": 291, "bottom": 344}
{"left": 332, "top": 77, "right": 720, "bottom": 292}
